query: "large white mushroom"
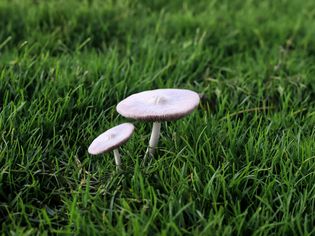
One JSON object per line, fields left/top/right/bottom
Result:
{"left": 116, "top": 89, "right": 200, "bottom": 160}
{"left": 88, "top": 123, "right": 134, "bottom": 168}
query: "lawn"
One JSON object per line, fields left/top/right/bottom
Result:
{"left": 1, "top": 0, "right": 315, "bottom": 235}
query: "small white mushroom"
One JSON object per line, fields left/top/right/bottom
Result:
{"left": 88, "top": 123, "right": 134, "bottom": 168}
{"left": 116, "top": 89, "right": 200, "bottom": 160}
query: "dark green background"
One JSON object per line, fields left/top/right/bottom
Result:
{"left": 0, "top": 0, "right": 315, "bottom": 235}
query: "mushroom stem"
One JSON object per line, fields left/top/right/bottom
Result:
{"left": 113, "top": 149, "right": 121, "bottom": 166}
{"left": 146, "top": 122, "right": 161, "bottom": 158}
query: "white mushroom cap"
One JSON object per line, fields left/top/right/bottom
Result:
{"left": 116, "top": 89, "right": 200, "bottom": 121}
{"left": 88, "top": 123, "right": 134, "bottom": 155}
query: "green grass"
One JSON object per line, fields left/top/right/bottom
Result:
{"left": 1, "top": 0, "right": 315, "bottom": 235}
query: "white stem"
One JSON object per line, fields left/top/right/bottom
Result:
{"left": 146, "top": 122, "right": 161, "bottom": 158}
{"left": 113, "top": 149, "right": 121, "bottom": 166}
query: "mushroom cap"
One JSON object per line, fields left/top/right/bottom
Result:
{"left": 116, "top": 89, "right": 200, "bottom": 121}
{"left": 88, "top": 123, "right": 134, "bottom": 155}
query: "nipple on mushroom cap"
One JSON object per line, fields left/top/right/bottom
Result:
{"left": 148, "top": 96, "right": 168, "bottom": 105}
{"left": 106, "top": 134, "right": 116, "bottom": 140}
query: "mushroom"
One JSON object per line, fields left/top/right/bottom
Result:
{"left": 116, "top": 89, "right": 200, "bottom": 160}
{"left": 88, "top": 123, "right": 134, "bottom": 168}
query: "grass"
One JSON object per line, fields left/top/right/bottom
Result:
{"left": 0, "top": 0, "right": 315, "bottom": 235}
